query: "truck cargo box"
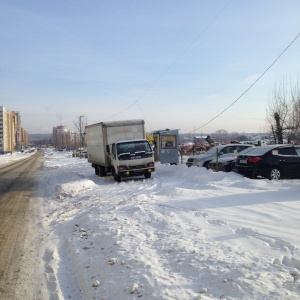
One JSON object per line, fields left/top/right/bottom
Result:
{"left": 85, "top": 119, "right": 145, "bottom": 166}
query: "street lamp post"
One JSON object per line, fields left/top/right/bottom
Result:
{"left": 79, "top": 115, "right": 84, "bottom": 158}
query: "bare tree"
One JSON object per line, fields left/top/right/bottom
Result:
{"left": 287, "top": 81, "right": 300, "bottom": 143}
{"left": 73, "top": 115, "right": 87, "bottom": 156}
{"left": 266, "top": 79, "right": 300, "bottom": 144}
{"left": 214, "top": 129, "right": 228, "bottom": 143}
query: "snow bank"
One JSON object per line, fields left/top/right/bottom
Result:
{"left": 32, "top": 150, "right": 300, "bottom": 299}
{"left": 0, "top": 150, "right": 36, "bottom": 165}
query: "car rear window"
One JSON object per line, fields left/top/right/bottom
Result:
{"left": 237, "top": 147, "right": 255, "bottom": 155}
{"left": 235, "top": 146, "right": 251, "bottom": 152}
{"left": 239, "top": 146, "right": 277, "bottom": 156}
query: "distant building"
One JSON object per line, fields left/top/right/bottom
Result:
{"left": 52, "top": 125, "right": 84, "bottom": 150}
{"left": 52, "top": 125, "right": 80, "bottom": 150}
{"left": 68, "top": 131, "right": 81, "bottom": 150}
{"left": 52, "top": 125, "right": 68, "bottom": 149}
{"left": 0, "top": 106, "right": 13, "bottom": 153}
{"left": 0, "top": 106, "right": 28, "bottom": 153}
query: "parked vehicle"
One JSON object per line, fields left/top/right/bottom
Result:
{"left": 234, "top": 144, "right": 300, "bottom": 180}
{"left": 181, "top": 142, "right": 195, "bottom": 153}
{"left": 186, "top": 144, "right": 253, "bottom": 168}
{"left": 208, "top": 146, "right": 255, "bottom": 172}
{"left": 85, "top": 119, "right": 155, "bottom": 182}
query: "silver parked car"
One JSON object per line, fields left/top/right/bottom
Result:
{"left": 208, "top": 146, "right": 255, "bottom": 172}
{"left": 186, "top": 144, "right": 253, "bottom": 168}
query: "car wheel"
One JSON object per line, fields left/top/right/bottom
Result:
{"left": 268, "top": 168, "right": 281, "bottom": 180}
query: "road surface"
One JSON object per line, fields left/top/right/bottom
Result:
{"left": 0, "top": 151, "right": 45, "bottom": 299}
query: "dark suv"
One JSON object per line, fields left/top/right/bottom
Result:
{"left": 234, "top": 145, "right": 300, "bottom": 180}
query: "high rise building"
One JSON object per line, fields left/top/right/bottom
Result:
{"left": 52, "top": 125, "right": 68, "bottom": 149}
{"left": 0, "top": 106, "right": 13, "bottom": 153}
{"left": 13, "top": 111, "right": 22, "bottom": 150}
{"left": 0, "top": 106, "right": 28, "bottom": 153}
{"left": 52, "top": 125, "right": 83, "bottom": 150}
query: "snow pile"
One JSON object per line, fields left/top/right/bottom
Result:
{"left": 55, "top": 179, "right": 96, "bottom": 199}
{"left": 16, "top": 150, "right": 300, "bottom": 299}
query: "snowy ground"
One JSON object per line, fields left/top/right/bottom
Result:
{"left": 0, "top": 150, "right": 36, "bottom": 165}
{"left": 2, "top": 149, "right": 300, "bottom": 299}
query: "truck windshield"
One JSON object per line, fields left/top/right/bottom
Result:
{"left": 117, "top": 141, "right": 152, "bottom": 160}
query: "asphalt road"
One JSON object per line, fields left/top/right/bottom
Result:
{"left": 0, "top": 151, "right": 44, "bottom": 299}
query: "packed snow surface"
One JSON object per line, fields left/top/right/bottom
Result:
{"left": 2, "top": 150, "right": 300, "bottom": 299}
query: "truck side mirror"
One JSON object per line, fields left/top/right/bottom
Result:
{"left": 106, "top": 145, "right": 110, "bottom": 154}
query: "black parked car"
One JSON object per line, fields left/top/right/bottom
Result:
{"left": 234, "top": 144, "right": 300, "bottom": 180}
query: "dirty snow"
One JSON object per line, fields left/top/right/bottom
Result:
{"left": 2, "top": 149, "right": 300, "bottom": 299}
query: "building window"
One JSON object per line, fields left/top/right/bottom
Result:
{"left": 161, "top": 135, "right": 176, "bottom": 149}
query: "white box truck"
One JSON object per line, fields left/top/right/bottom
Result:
{"left": 85, "top": 119, "right": 155, "bottom": 182}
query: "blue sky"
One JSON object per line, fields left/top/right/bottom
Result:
{"left": 1, "top": 0, "right": 299, "bottom": 134}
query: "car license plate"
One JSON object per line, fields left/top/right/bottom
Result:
{"left": 239, "top": 159, "right": 247, "bottom": 164}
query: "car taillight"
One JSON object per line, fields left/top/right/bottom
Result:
{"left": 248, "top": 157, "right": 262, "bottom": 163}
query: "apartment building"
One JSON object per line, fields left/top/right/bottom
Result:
{"left": 68, "top": 131, "right": 81, "bottom": 150}
{"left": 53, "top": 125, "right": 68, "bottom": 149}
{"left": 52, "top": 125, "right": 83, "bottom": 150}
{"left": 0, "top": 106, "right": 13, "bottom": 153}
{"left": 0, "top": 106, "right": 28, "bottom": 154}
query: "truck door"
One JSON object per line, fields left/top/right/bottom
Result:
{"left": 108, "top": 143, "right": 116, "bottom": 163}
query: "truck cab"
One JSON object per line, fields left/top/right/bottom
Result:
{"left": 107, "top": 139, "right": 155, "bottom": 182}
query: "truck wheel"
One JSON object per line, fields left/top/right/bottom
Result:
{"left": 99, "top": 166, "right": 107, "bottom": 177}
{"left": 95, "top": 165, "right": 100, "bottom": 176}
{"left": 113, "top": 169, "right": 121, "bottom": 182}
{"left": 144, "top": 172, "right": 151, "bottom": 179}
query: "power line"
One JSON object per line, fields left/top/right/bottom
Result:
{"left": 188, "top": 31, "right": 300, "bottom": 134}
{"left": 102, "top": 101, "right": 138, "bottom": 121}
{"left": 102, "top": 1, "right": 232, "bottom": 125}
